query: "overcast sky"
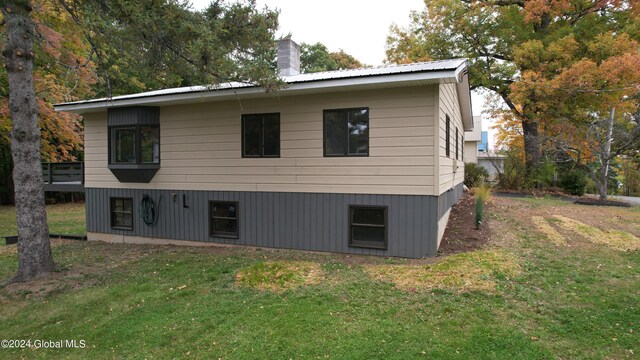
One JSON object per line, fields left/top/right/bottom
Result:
{"left": 190, "top": 0, "right": 488, "bottom": 122}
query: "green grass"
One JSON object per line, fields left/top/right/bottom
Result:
{"left": 0, "top": 199, "right": 638, "bottom": 359}
{"left": 0, "top": 203, "right": 85, "bottom": 237}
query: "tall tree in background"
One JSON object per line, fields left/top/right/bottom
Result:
{"left": 508, "top": 31, "right": 640, "bottom": 200}
{"left": 386, "top": 0, "right": 640, "bottom": 170}
{"left": 300, "top": 42, "right": 364, "bottom": 73}
{"left": 1, "top": 0, "right": 279, "bottom": 282}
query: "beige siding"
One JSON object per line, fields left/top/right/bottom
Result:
{"left": 84, "top": 86, "right": 440, "bottom": 195}
{"left": 437, "top": 83, "right": 465, "bottom": 195}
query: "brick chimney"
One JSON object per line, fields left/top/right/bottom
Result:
{"left": 277, "top": 38, "right": 300, "bottom": 77}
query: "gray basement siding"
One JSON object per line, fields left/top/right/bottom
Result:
{"left": 86, "top": 184, "right": 464, "bottom": 258}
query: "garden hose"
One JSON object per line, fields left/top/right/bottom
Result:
{"left": 140, "top": 194, "right": 162, "bottom": 226}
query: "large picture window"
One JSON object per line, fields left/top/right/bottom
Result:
{"left": 210, "top": 201, "right": 239, "bottom": 238}
{"left": 242, "top": 113, "right": 280, "bottom": 157}
{"left": 111, "top": 197, "right": 133, "bottom": 230}
{"left": 349, "top": 205, "right": 387, "bottom": 249}
{"left": 324, "top": 108, "right": 369, "bottom": 157}
{"left": 110, "top": 125, "right": 160, "bottom": 165}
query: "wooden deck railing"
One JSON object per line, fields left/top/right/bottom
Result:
{"left": 42, "top": 162, "right": 84, "bottom": 192}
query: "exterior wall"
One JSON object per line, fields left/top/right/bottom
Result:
{"left": 84, "top": 86, "right": 438, "bottom": 196}
{"left": 86, "top": 187, "right": 444, "bottom": 258}
{"left": 437, "top": 83, "right": 465, "bottom": 195}
{"left": 464, "top": 142, "right": 478, "bottom": 163}
{"left": 478, "top": 156, "right": 505, "bottom": 179}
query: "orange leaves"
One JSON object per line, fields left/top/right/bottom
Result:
{"left": 522, "top": 0, "right": 572, "bottom": 23}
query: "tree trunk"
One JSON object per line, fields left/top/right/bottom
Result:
{"left": 2, "top": 2, "right": 55, "bottom": 282}
{"left": 599, "top": 107, "right": 615, "bottom": 201}
{"left": 522, "top": 118, "right": 542, "bottom": 170}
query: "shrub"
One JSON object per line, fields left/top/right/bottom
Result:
{"left": 475, "top": 185, "right": 491, "bottom": 229}
{"left": 465, "top": 163, "right": 489, "bottom": 188}
{"left": 559, "top": 170, "right": 588, "bottom": 196}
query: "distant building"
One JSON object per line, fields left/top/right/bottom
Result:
{"left": 464, "top": 117, "right": 504, "bottom": 181}
{"left": 464, "top": 116, "right": 482, "bottom": 163}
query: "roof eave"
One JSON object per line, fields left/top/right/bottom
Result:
{"left": 54, "top": 69, "right": 462, "bottom": 114}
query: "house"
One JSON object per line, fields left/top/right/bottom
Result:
{"left": 54, "top": 39, "right": 473, "bottom": 258}
{"left": 464, "top": 116, "right": 482, "bottom": 163}
{"left": 464, "top": 118, "right": 505, "bottom": 180}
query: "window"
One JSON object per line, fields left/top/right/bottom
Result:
{"left": 324, "top": 108, "right": 369, "bottom": 156}
{"left": 111, "top": 197, "right": 133, "bottom": 230}
{"left": 242, "top": 113, "right": 280, "bottom": 157}
{"left": 445, "top": 115, "right": 451, "bottom": 158}
{"left": 110, "top": 125, "right": 160, "bottom": 164}
{"left": 456, "top": 127, "right": 459, "bottom": 160}
{"left": 349, "top": 205, "right": 387, "bottom": 249}
{"left": 210, "top": 201, "right": 239, "bottom": 238}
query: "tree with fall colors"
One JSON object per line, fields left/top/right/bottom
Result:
{"left": 1, "top": 0, "right": 279, "bottom": 282}
{"left": 300, "top": 42, "right": 364, "bottom": 73}
{"left": 386, "top": 0, "right": 640, "bottom": 171}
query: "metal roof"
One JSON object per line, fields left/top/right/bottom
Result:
{"left": 54, "top": 58, "right": 473, "bottom": 130}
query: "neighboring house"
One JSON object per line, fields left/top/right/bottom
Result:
{"left": 464, "top": 116, "right": 482, "bottom": 163}
{"left": 54, "top": 39, "right": 473, "bottom": 258}
{"left": 478, "top": 154, "right": 505, "bottom": 179}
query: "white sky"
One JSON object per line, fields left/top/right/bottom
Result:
{"left": 190, "top": 0, "right": 487, "bottom": 119}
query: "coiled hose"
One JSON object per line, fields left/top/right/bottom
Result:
{"left": 140, "top": 194, "right": 162, "bottom": 226}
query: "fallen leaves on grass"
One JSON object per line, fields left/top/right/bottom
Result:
{"left": 553, "top": 215, "right": 640, "bottom": 251}
{"left": 0, "top": 244, "right": 17, "bottom": 255}
{"left": 531, "top": 216, "right": 565, "bottom": 245}
{"left": 235, "top": 261, "right": 321, "bottom": 292}
{"left": 364, "top": 250, "right": 521, "bottom": 293}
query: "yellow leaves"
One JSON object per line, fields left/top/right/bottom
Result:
{"left": 588, "top": 32, "right": 639, "bottom": 62}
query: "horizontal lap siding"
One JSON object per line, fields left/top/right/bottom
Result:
{"left": 438, "top": 83, "right": 465, "bottom": 195}
{"left": 83, "top": 86, "right": 437, "bottom": 195}
{"left": 86, "top": 188, "right": 440, "bottom": 258}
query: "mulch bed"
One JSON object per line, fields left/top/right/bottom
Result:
{"left": 574, "top": 198, "right": 633, "bottom": 207}
{"left": 438, "top": 192, "right": 491, "bottom": 256}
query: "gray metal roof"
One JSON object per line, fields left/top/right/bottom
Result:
{"left": 53, "top": 58, "right": 473, "bottom": 130}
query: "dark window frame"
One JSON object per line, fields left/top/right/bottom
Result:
{"left": 110, "top": 197, "right": 134, "bottom": 230}
{"left": 445, "top": 115, "right": 451, "bottom": 158}
{"left": 209, "top": 201, "right": 239, "bottom": 239}
{"left": 108, "top": 124, "right": 161, "bottom": 165}
{"left": 348, "top": 205, "right": 388, "bottom": 250}
{"left": 456, "top": 127, "right": 459, "bottom": 160}
{"left": 241, "top": 113, "right": 281, "bottom": 158}
{"left": 323, "top": 107, "right": 370, "bottom": 157}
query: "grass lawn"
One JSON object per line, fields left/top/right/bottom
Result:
{"left": 0, "top": 203, "right": 86, "bottom": 237}
{"left": 0, "top": 196, "right": 638, "bottom": 359}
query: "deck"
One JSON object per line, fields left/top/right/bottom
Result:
{"left": 42, "top": 162, "right": 84, "bottom": 192}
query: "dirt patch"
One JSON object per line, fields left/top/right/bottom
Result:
{"left": 0, "top": 240, "right": 158, "bottom": 301}
{"left": 439, "top": 192, "right": 491, "bottom": 255}
{"left": 235, "top": 261, "right": 322, "bottom": 292}
{"left": 365, "top": 250, "right": 521, "bottom": 293}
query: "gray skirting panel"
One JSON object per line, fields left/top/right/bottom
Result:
{"left": 85, "top": 184, "right": 464, "bottom": 258}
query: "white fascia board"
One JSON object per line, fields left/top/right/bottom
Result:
{"left": 54, "top": 70, "right": 459, "bottom": 114}
{"left": 450, "top": 60, "right": 474, "bottom": 131}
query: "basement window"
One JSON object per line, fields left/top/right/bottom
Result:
{"left": 111, "top": 197, "right": 133, "bottom": 230}
{"left": 324, "top": 108, "right": 369, "bottom": 156}
{"left": 349, "top": 205, "right": 387, "bottom": 250}
{"left": 210, "top": 201, "right": 239, "bottom": 238}
{"left": 242, "top": 113, "right": 280, "bottom": 157}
